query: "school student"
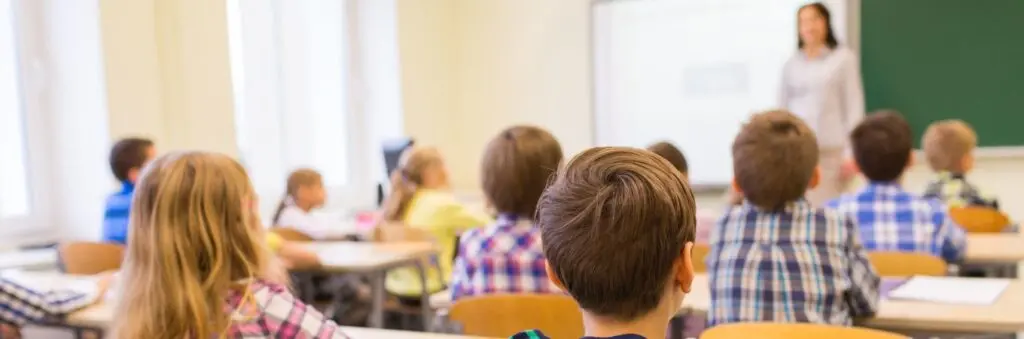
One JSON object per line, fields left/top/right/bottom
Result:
{"left": 646, "top": 141, "right": 716, "bottom": 244}
{"left": 271, "top": 168, "right": 329, "bottom": 235}
{"left": 379, "top": 146, "right": 493, "bottom": 300}
{"left": 102, "top": 138, "right": 156, "bottom": 245}
{"left": 828, "top": 111, "right": 967, "bottom": 263}
{"left": 511, "top": 147, "right": 697, "bottom": 339}
{"left": 707, "top": 110, "right": 879, "bottom": 327}
{"left": 109, "top": 152, "right": 349, "bottom": 338}
{"left": 450, "top": 126, "right": 563, "bottom": 301}
{"left": 921, "top": 119, "right": 1000, "bottom": 209}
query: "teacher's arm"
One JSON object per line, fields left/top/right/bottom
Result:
{"left": 843, "top": 50, "right": 866, "bottom": 133}
{"left": 777, "top": 61, "right": 790, "bottom": 109}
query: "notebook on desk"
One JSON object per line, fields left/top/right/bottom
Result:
{"left": 886, "top": 276, "right": 1010, "bottom": 305}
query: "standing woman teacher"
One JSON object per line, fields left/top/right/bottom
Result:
{"left": 779, "top": 2, "right": 864, "bottom": 206}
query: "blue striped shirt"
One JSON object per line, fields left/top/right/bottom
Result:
{"left": 101, "top": 182, "right": 135, "bottom": 245}
{"left": 707, "top": 199, "right": 879, "bottom": 327}
{"left": 827, "top": 182, "right": 967, "bottom": 263}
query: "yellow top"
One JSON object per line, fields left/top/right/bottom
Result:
{"left": 385, "top": 189, "right": 492, "bottom": 297}
{"left": 265, "top": 232, "right": 285, "bottom": 253}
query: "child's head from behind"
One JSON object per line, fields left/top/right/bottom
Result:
{"left": 109, "top": 137, "right": 156, "bottom": 184}
{"left": 380, "top": 146, "right": 446, "bottom": 221}
{"left": 537, "top": 147, "right": 696, "bottom": 322}
{"left": 286, "top": 168, "right": 325, "bottom": 208}
{"left": 922, "top": 119, "right": 977, "bottom": 174}
{"left": 852, "top": 110, "right": 913, "bottom": 183}
{"left": 114, "top": 152, "right": 274, "bottom": 338}
{"left": 733, "top": 110, "right": 819, "bottom": 210}
{"left": 481, "top": 125, "right": 563, "bottom": 217}
{"left": 647, "top": 141, "right": 688, "bottom": 178}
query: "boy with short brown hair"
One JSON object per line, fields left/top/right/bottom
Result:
{"left": 921, "top": 119, "right": 999, "bottom": 209}
{"left": 103, "top": 137, "right": 157, "bottom": 245}
{"left": 511, "top": 147, "right": 697, "bottom": 339}
{"left": 827, "top": 111, "right": 967, "bottom": 263}
{"left": 707, "top": 110, "right": 879, "bottom": 327}
{"left": 450, "top": 125, "right": 564, "bottom": 301}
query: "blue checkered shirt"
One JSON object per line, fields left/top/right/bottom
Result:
{"left": 827, "top": 182, "right": 967, "bottom": 263}
{"left": 450, "top": 215, "right": 559, "bottom": 301}
{"left": 707, "top": 199, "right": 880, "bottom": 327}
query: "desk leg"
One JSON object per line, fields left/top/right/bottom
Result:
{"left": 370, "top": 271, "right": 386, "bottom": 328}
{"left": 416, "top": 261, "right": 432, "bottom": 332}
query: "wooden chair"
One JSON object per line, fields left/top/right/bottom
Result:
{"left": 58, "top": 242, "right": 124, "bottom": 275}
{"left": 949, "top": 206, "right": 1010, "bottom": 233}
{"left": 692, "top": 244, "right": 710, "bottom": 273}
{"left": 271, "top": 227, "right": 315, "bottom": 242}
{"left": 702, "top": 322, "right": 907, "bottom": 339}
{"left": 867, "top": 251, "right": 947, "bottom": 277}
{"left": 449, "top": 294, "right": 584, "bottom": 338}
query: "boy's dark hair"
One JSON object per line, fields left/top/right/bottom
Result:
{"left": 481, "top": 125, "right": 563, "bottom": 217}
{"left": 733, "top": 110, "right": 818, "bottom": 210}
{"left": 537, "top": 147, "right": 696, "bottom": 321}
{"left": 851, "top": 110, "right": 912, "bottom": 182}
{"left": 109, "top": 138, "right": 155, "bottom": 182}
{"left": 646, "top": 141, "right": 688, "bottom": 174}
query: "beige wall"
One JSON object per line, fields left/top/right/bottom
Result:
{"left": 396, "top": 0, "right": 1024, "bottom": 219}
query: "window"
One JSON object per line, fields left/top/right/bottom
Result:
{"left": 0, "top": 0, "right": 31, "bottom": 220}
{"left": 228, "top": 0, "right": 402, "bottom": 215}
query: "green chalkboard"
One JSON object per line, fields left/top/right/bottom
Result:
{"left": 861, "top": 0, "right": 1024, "bottom": 147}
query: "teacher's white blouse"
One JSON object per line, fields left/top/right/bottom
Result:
{"left": 779, "top": 46, "right": 865, "bottom": 151}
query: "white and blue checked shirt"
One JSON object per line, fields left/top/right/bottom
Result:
{"left": 0, "top": 273, "right": 101, "bottom": 325}
{"left": 707, "top": 199, "right": 880, "bottom": 327}
{"left": 827, "top": 182, "right": 967, "bottom": 263}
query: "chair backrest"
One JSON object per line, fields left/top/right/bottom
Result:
{"left": 692, "top": 244, "right": 710, "bottom": 273}
{"left": 949, "top": 206, "right": 1010, "bottom": 233}
{"left": 701, "top": 322, "right": 908, "bottom": 339}
{"left": 270, "top": 227, "right": 315, "bottom": 242}
{"left": 58, "top": 242, "right": 125, "bottom": 275}
{"left": 449, "top": 294, "right": 584, "bottom": 338}
{"left": 867, "top": 251, "right": 947, "bottom": 277}
{"left": 372, "top": 222, "right": 434, "bottom": 243}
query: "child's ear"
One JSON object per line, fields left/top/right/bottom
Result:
{"left": 127, "top": 168, "right": 141, "bottom": 183}
{"left": 676, "top": 242, "right": 695, "bottom": 293}
{"left": 808, "top": 166, "right": 822, "bottom": 189}
{"left": 544, "top": 261, "right": 567, "bottom": 292}
{"left": 907, "top": 150, "right": 916, "bottom": 169}
{"left": 961, "top": 152, "right": 975, "bottom": 173}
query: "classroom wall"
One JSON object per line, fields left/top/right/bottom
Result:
{"left": 395, "top": 0, "right": 1024, "bottom": 219}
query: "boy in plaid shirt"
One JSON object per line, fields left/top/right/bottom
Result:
{"left": 511, "top": 147, "right": 699, "bottom": 339}
{"left": 827, "top": 112, "right": 967, "bottom": 263}
{"left": 707, "top": 110, "right": 879, "bottom": 327}
{"left": 450, "top": 126, "right": 564, "bottom": 300}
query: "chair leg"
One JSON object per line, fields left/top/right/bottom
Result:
{"left": 416, "top": 260, "right": 433, "bottom": 332}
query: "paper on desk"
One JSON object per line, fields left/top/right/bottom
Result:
{"left": 1, "top": 270, "right": 100, "bottom": 294}
{"left": 887, "top": 276, "right": 1010, "bottom": 305}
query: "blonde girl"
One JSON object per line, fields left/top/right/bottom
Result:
{"left": 380, "top": 146, "right": 492, "bottom": 301}
{"left": 110, "top": 152, "right": 348, "bottom": 338}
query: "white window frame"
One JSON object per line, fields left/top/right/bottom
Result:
{"left": 0, "top": 0, "right": 52, "bottom": 237}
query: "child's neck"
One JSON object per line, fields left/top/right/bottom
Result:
{"left": 293, "top": 200, "right": 314, "bottom": 212}
{"left": 580, "top": 303, "right": 674, "bottom": 338}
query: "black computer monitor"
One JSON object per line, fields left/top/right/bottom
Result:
{"left": 378, "top": 138, "right": 415, "bottom": 206}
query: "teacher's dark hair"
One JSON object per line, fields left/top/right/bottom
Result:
{"left": 797, "top": 2, "right": 839, "bottom": 49}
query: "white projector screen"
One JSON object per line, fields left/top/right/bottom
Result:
{"left": 592, "top": 0, "right": 846, "bottom": 187}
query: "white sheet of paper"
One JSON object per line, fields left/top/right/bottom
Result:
{"left": 888, "top": 276, "right": 1010, "bottom": 305}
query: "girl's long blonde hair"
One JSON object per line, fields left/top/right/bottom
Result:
{"left": 271, "top": 168, "right": 323, "bottom": 226}
{"left": 379, "top": 146, "right": 443, "bottom": 222}
{"left": 111, "top": 152, "right": 282, "bottom": 339}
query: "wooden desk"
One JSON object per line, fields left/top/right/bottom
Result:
{"left": 300, "top": 241, "right": 438, "bottom": 329}
{"left": 682, "top": 274, "right": 1024, "bottom": 334}
{"left": 964, "top": 234, "right": 1024, "bottom": 264}
{"left": 300, "top": 242, "right": 435, "bottom": 273}
{"left": 340, "top": 327, "right": 495, "bottom": 339}
{"left": 0, "top": 248, "right": 58, "bottom": 270}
